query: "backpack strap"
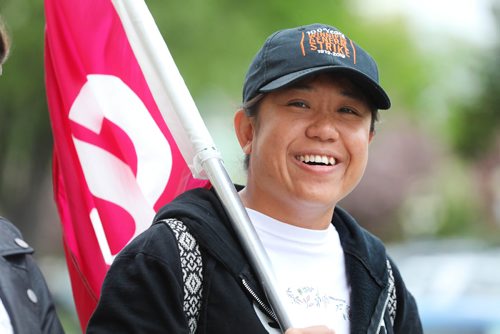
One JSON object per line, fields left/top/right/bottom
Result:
{"left": 386, "top": 259, "right": 397, "bottom": 327}
{"left": 377, "top": 259, "right": 398, "bottom": 333}
{"left": 160, "top": 218, "right": 203, "bottom": 334}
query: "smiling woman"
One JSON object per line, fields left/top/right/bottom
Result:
{"left": 87, "top": 23, "right": 423, "bottom": 334}
{"left": 235, "top": 74, "right": 375, "bottom": 230}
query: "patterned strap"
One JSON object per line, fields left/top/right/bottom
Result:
{"left": 161, "top": 218, "right": 203, "bottom": 334}
{"left": 386, "top": 259, "right": 397, "bottom": 326}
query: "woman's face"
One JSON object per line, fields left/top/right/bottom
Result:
{"left": 235, "top": 74, "right": 374, "bottom": 225}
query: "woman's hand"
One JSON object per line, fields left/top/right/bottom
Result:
{"left": 285, "top": 326, "right": 335, "bottom": 334}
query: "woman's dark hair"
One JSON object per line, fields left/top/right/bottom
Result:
{"left": 241, "top": 94, "right": 264, "bottom": 171}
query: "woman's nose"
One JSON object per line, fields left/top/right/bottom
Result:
{"left": 305, "top": 113, "right": 340, "bottom": 142}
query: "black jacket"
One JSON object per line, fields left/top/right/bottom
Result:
{"left": 87, "top": 187, "right": 422, "bottom": 333}
{"left": 0, "top": 217, "right": 64, "bottom": 334}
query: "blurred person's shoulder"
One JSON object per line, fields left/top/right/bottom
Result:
{"left": 0, "top": 216, "right": 21, "bottom": 236}
{"left": 0, "top": 216, "right": 33, "bottom": 253}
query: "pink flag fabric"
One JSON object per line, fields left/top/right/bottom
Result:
{"left": 44, "top": 0, "right": 208, "bottom": 329}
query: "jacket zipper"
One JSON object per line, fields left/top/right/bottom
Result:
{"left": 241, "top": 278, "right": 279, "bottom": 323}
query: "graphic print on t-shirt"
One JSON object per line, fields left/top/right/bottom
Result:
{"left": 253, "top": 284, "right": 351, "bottom": 333}
{"left": 286, "top": 286, "right": 350, "bottom": 321}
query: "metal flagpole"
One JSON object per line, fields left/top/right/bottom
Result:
{"left": 111, "top": 0, "right": 294, "bottom": 331}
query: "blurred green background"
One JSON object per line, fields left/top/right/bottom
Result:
{"left": 0, "top": 0, "right": 499, "bottom": 332}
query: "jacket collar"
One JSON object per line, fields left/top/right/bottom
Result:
{"left": 156, "top": 189, "right": 389, "bottom": 285}
{"left": 333, "top": 206, "right": 388, "bottom": 286}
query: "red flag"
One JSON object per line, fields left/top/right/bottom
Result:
{"left": 44, "top": 0, "right": 208, "bottom": 329}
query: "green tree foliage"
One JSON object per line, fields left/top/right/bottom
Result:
{"left": 448, "top": 4, "right": 499, "bottom": 160}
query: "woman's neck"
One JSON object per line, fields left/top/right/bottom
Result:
{"left": 238, "top": 186, "right": 335, "bottom": 230}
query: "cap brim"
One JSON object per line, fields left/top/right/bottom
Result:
{"left": 259, "top": 65, "right": 391, "bottom": 110}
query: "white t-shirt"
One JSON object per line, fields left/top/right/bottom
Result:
{"left": 247, "top": 208, "right": 350, "bottom": 334}
{"left": 0, "top": 295, "right": 13, "bottom": 334}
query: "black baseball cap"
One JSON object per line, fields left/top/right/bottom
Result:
{"left": 243, "top": 23, "right": 391, "bottom": 109}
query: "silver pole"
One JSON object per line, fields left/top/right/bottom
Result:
{"left": 203, "top": 157, "right": 293, "bottom": 331}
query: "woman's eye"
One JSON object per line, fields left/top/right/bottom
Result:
{"left": 288, "top": 101, "right": 309, "bottom": 108}
{"left": 339, "top": 107, "right": 357, "bottom": 115}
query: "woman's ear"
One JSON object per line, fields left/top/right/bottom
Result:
{"left": 369, "top": 130, "right": 375, "bottom": 144}
{"left": 234, "top": 109, "right": 254, "bottom": 154}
